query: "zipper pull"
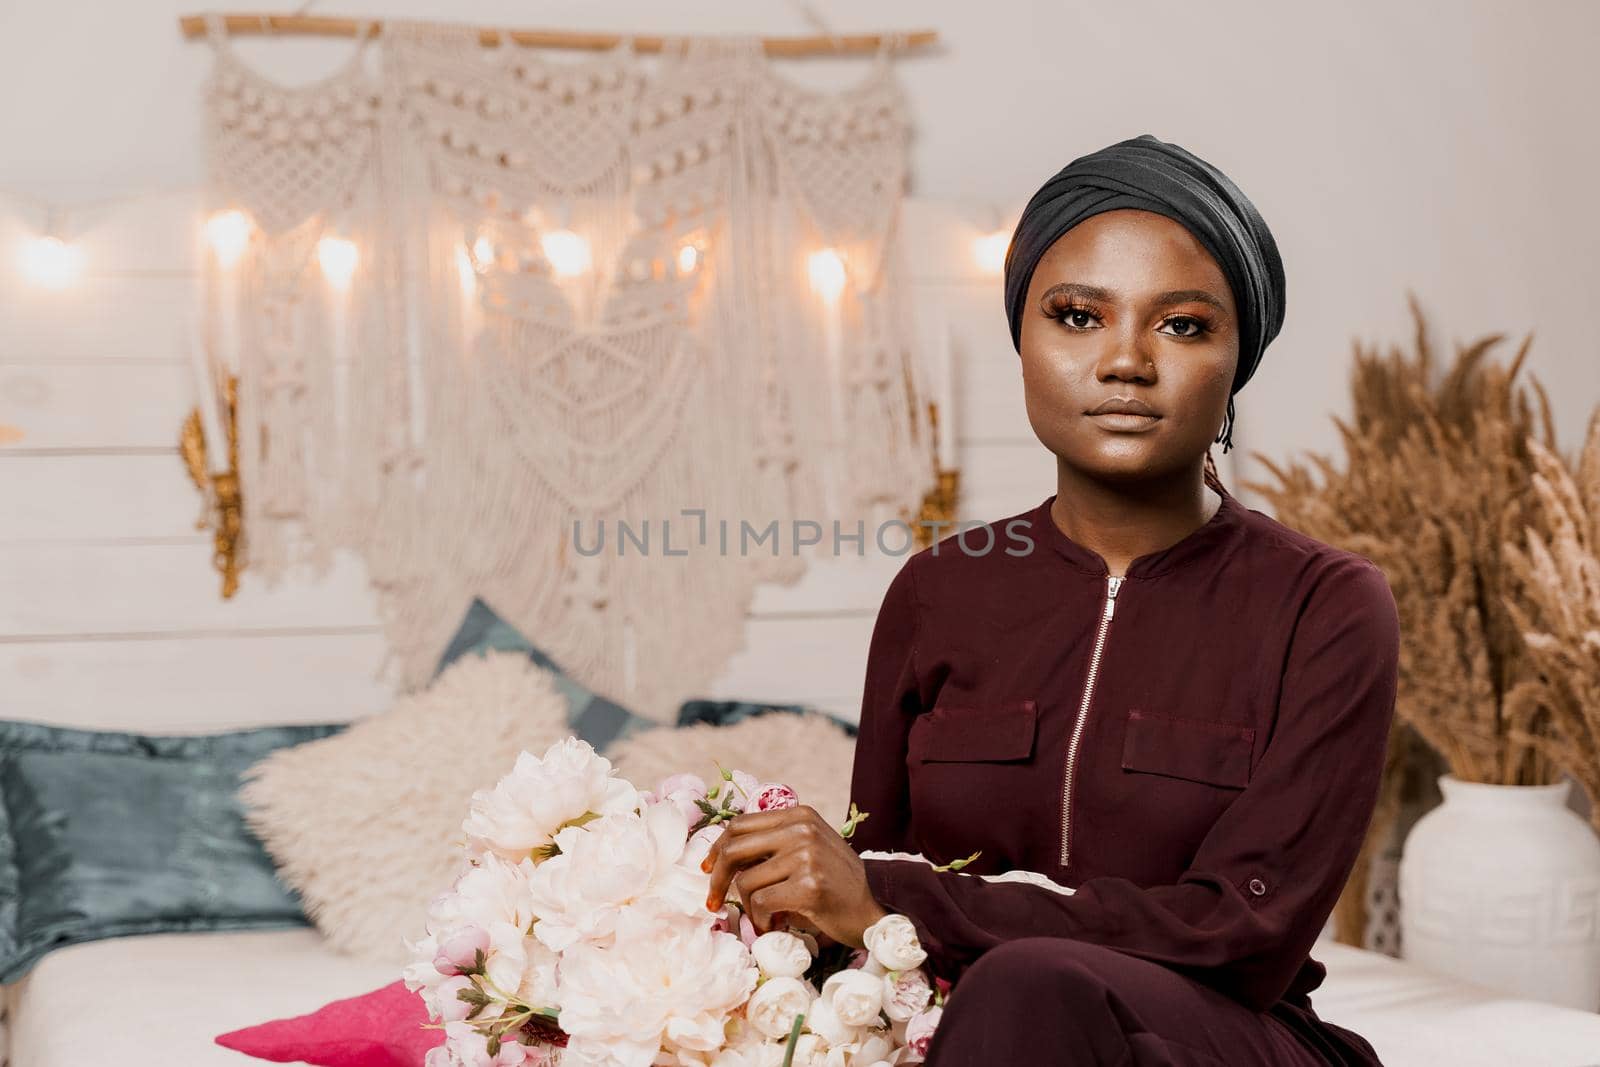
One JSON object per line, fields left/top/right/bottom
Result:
{"left": 1104, "top": 574, "right": 1123, "bottom": 620}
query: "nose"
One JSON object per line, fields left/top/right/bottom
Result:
{"left": 1094, "top": 335, "right": 1156, "bottom": 385}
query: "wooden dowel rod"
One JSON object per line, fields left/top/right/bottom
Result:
{"left": 177, "top": 14, "right": 938, "bottom": 55}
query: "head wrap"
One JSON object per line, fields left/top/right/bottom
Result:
{"left": 1002, "top": 133, "right": 1286, "bottom": 451}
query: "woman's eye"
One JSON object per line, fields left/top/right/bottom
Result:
{"left": 1055, "top": 307, "right": 1099, "bottom": 329}
{"left": 1161, "top": 316, "right": 1206, "bottom": 338}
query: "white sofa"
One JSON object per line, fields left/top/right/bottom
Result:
{"left": 6, "top": 930, "right": 1600, "bottom": 1067}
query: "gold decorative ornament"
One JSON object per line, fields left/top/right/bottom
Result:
{"left": 913, "top": 401, "right": 961, "bottom": 550}
{"left": 180, "top": 374, "right": 244, "bottom": 598}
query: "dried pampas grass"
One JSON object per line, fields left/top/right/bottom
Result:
{"left": 1246, "top": 295, "right": 1557, "bottom": 786}
{"left": 1503, "top": 413, "right": 1600, "bottom": 831}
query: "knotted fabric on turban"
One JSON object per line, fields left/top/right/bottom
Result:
{"left": 1002, "top": 133, "right": 1287, "bottom": 409}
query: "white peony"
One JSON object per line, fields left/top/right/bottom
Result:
{"left": 853, "top": 1031, "right": 894, "bottom": 1065}
{"left": 710, "top": 1042, "right": 788, "bottom": 1067}
{"left": 682, "top": 824, "right": 725, "bottom": 871}
{"left": 525, "top": 803, "right": 704, "bottom": 953}
{"left": 804, "top": 992, "right": 861, "bottom": 1048}
{"left": 821, "top": 968, "right": 885, "bottom": 1028}
{"left": 403, "top": 853, "right": 555, "bottom": 1018}
{"left": 862, "top": 914, "right": 927, "bottom": 972}
{"left": 746, "top": 975, "right": 812, "bottom": 1039}
{"left": 750, "top": 931, "right": 812, "bottom": 979}
{"left": 557, "top": 899, "right": 759, "bottom": 1067}
{"left": 462, "top": 738, "right": 640, "bottom": 861}
{"left": 881, "top": 968, "right": 932, "bottom": 1023}
{"left": 788, "top": 1034, "right": 828, "bottom": 1067}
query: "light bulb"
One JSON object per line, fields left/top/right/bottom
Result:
{"left": 21, "top": 235, "right": 82, "bottom": 288}
{"left": 205, "top": 209, "right": 254, "bottom": 268}
{"left": 470, "top": 235, "right": 495, "bottom": 271}
{"left": 973, "top": 230, "right": 1009, "bottom": 275}
{"left": 807, "top": 248, "right": 847, "bottom": 303}
{"left": 676, "top": 243, "right": 701, "bottom": 274}
{"left": 317, "top": 236, "right": 359, "bottom": 288}
{"left": 541, "top": 229, "right": 591, "bottom": 278}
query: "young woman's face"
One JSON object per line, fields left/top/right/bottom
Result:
{"left": 1017, "top": 208, "right": 1240, "bottom": 485}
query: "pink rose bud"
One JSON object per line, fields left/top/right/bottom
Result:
{"left": 752, "top": 782, "right": 799, "bottom": 811}
{"left": 434, "top": 925, "right": 490, "bottom": 976}
{"left": 905, "top": 1006, "right": 943, "bottom": 1057}
{"left": 847, "top": 946, "right": 870, "bottom": 969}
{"left": 934, "top": 977, "right": 953, "bottom": 996}
{"left": 709, "top": 912, "right": 733, "bottom": 935}
{"left": 656, "top": 772, "right": 707, "bottom": 799}
{"left": 727, "top": 770, "right": 761, "bottom": 811}
{"left": 738, "top": 910, "right": 760, "bottom": 947}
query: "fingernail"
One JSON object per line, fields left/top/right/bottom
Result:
{"left": 706, "top": 897, "right": 719, "bottom": 912}
{"left": 701, "top": 857, "right": 712, "bottom": 873}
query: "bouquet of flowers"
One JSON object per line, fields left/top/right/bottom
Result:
{"left": 403, "top": 736, "right": 949, "bottom": 1067}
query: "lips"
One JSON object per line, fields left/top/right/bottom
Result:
{"left": 1087, "top": 396, "right": 1160, "bottom": 418}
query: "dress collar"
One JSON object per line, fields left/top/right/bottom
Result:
{"left": 1029, "top": 481, "right": 1245, "bottom": 579}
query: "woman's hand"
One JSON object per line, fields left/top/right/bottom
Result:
{"left": 700, "top": 804, "right": 889, "bottom": 949}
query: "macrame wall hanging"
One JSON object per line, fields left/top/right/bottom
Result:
{"left": 196, "top": 16, "right": 937, "bottom": 719}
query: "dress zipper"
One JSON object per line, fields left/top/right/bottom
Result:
{"left": 1059, "top": 573, "right": 1123, "bottom": 869}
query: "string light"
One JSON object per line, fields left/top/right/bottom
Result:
{"left": 21, "top": 234, "right": 82, "bottom": 288}
{"left": 316, "top": 236, "right": 359, "bottom": 288}
{"left": 204, "top": 209, "right": 254, "bottom": 268}
{"left": 676, "top": 242, "right": 701, "bottom": 274}
{"left": 470, "top": 234, "right": 495, "bottom": 271}
{"left": 807, "top": 247, "right": 847, "bottom": 303}
{"left": 541, "top": 229, "right": 591, "bottom": 278}
{"left": 973, "top": 230, "right": 1009, "bottom": 275}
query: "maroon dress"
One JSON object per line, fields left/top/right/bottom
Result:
{"left": 846, "top": 480, "right": 1397, "bottom": 1065}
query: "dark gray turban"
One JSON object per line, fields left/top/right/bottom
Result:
{"left": 1002, "top": 133, "right": 1286, "bottom": 452}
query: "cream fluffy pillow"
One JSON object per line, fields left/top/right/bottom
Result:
{"left": 607, "top": 712, "right": 859, "bottom": 828}
{"left": 240, "top": 650, "right": 574, "bottom": 963}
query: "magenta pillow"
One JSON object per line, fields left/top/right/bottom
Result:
{"left": 215, "top": 980, "right": 441, "bottom": 1066}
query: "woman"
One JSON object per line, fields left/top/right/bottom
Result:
{"left": 702, "top": 133, "right": 1399, "bottom": 1065}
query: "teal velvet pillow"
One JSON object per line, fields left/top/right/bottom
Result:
{"left": 677, "top": 698, "right": 859, "bottom": 738}
{"left": 435, "top": 597, "right": 654, "bottom": 752}
{"left": 0, "top": 719, "right": 343, "bottom": 984}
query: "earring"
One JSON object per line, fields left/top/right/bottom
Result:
{"left": 1213, "top": 395, "right": 1236, "bottom": 454}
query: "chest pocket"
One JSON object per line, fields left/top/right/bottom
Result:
{"left": 914, "top": 699, "right": 1039, "bottom": 762}
{"left": 1120, "top": 709, "right": 1255, "bottom": 789}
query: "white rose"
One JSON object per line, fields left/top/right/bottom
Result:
{"left": 881, "top": 968, "right": 931, "bottom": 1022}
{"left": 821, "top": 968, "right": 885, "bottom": 1027}
{"left": 747, "top": 975, "right": 812, "bottom": 1039}
{"left": 862, "top": 914, "right": 927, "bottom": 972}
{"left": 805, "top": 993, "right": 861, "bottom": 1048}
{"left": 751, "top": 931, "right": 812, "bottom": 979}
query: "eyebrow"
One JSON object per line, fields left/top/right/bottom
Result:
{"left": 1038, "top": 282, "right": 1229, "bottom": 315}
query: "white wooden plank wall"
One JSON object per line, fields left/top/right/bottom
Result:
{"left": 0, "top": 194, "right": 1053, "bottom": 732}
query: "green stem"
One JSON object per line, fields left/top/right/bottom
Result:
{"left": 781, "top": 1013, "right": 806, "bottom": 1067}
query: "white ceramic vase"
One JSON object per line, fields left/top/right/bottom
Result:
{"left": 1398, "top": 774, "right": 1600, "bottom": 1011}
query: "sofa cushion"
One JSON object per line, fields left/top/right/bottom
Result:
{"left": 0, "top": 719, "right": 340, "bottom": 984}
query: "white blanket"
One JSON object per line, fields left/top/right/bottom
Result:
{"left": 4, "top": 932, "right": 1598, "bottom": 1066}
